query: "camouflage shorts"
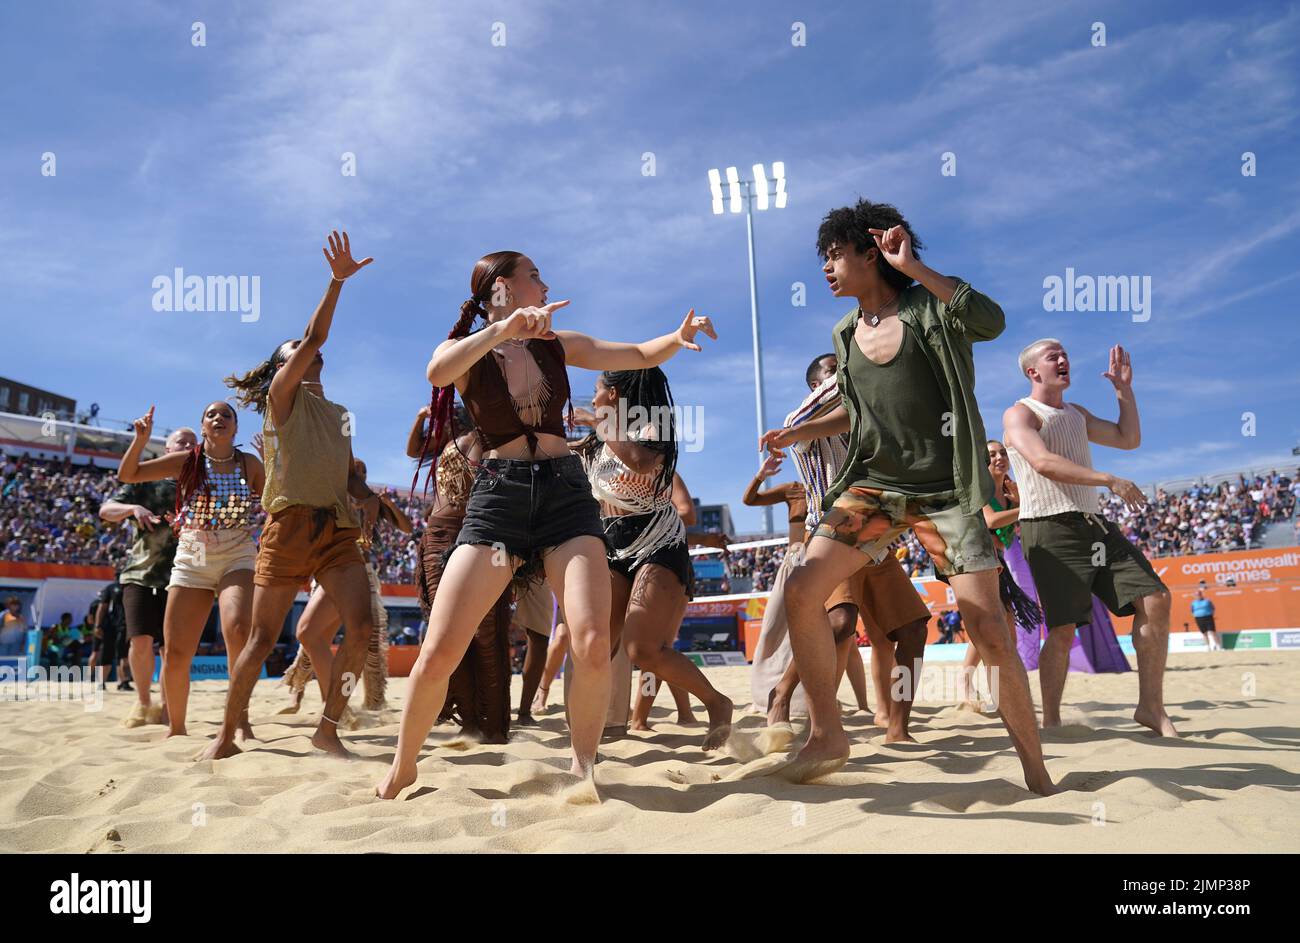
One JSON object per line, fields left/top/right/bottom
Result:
{"left": 812, "top": 486, "right": 999, "bottom": 578}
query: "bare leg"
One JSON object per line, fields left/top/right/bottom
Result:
{"left": 1131, "top": 591, "right": 1178, "bottom": 736}
{"left": 669, "top": 683, "right": 696, "bottom": 724}
{"left": 620, "top": 564, "right": 732, "bottom": 750}
{"left": 160, "top": 586, "right": 216, "bottom": 738}
{"left": 1039, "top": 624, "right": 1074, "bottom": 727}
{"left": 128, "top": 635, "right": 156, "bottom": 711}
{"left": 215, "top": 572, "right": 255, "bottom": 740}
{"left": 198, "top": 582, "right": 299, "bottom": 760}
{"left": 543, "top": 536, "right": 612, "bottom": 780}
{"left": 517, "top": 628, "right": 549, "bottom": 725}
{"left": 781, "top": 538, "right": 875, "bottom": 781}
{"left": 375, "top": 544, "right": 517, "bottom": 798}
{"left": 310, "top": 561, "right": 376, "bottom": 757}
{"left": 955, "top": 640, "right": 983, "bottom": 710}
{"left": 844, "top": 640, "right": 870, "bottom": 712}
{"left": 296, "top": 588, "right": 342, "bottom": 705}
{"left": 630, "top": 670, "right": 656, "bottom": 730}
{"left": 869, "top": 636, "right": 895, "bottom": 726}
{"left": 533, "top": 620, "right": 568, "bottom": 713}
{"left": 950, "top": 570, "right": 1055, "bottom": 795}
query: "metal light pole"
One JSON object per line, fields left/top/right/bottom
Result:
{"left": 708, "top": 162, "right": 787, "bottom": 535}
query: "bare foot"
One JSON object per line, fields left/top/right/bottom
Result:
{"left": 122, "top": 703, "right": 149, "bottom": 729}
{"left": 163, "top": 727, "right": 186, "bottom": 740}
{"left": 145, "top": 703, "right": 164, "bottom": 725}
{"left": 311, "top": 727, "right": 353, "bottom": 758}
{"left": 676, "top": 712, "right": 698, "bottom": 725}
{"left": 873, "top": 711, "right": 891, "bottom": 728}
{"left": 778, "top": 733, "right": 850, "bottom": 783}
{"left": 235, "top": 721, "right": 256, "bottom": 743}
{"left": 1025, "top": 769, "right": 1060, "bottom": 796}
{"left": 629, "top": 719, "right": 653, "bottom": 732}
{"left": 883, "top": 731, "right": 917, "bottom": 744}
{"left": 1133, "top": 706, "right": 1179, "bottom": 737}
{"left": 375, "top": 765, "right": 417, "bottom": 800}
{"left": 957, "top": 700, "right": 984, "bottom": 714}
{"left": 531, "top": 688, "right": 549, "bottom": 713}
{"left": 198, "top": 736, "right": 242, "bottom": 761}
{"left": 702, "top": 696, "right": 734, "bottom": 752}
{"left": 765, "top": 690, "right": 791, "bottom": 728}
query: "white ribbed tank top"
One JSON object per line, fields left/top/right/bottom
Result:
{"left": 1006, "top": 397, "right": 1099, "bottom": 518}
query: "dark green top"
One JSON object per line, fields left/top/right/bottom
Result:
{"left": 843, "top": 323, "right": 954, "bottom": 494}
{"left": 109, "top": 480, "right": 178, "bottom": 589}
{"left": 826, "top": 279, "right": 1005, "bottom": 517}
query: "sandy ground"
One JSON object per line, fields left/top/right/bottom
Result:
{"left": 1, "top": 651, "right": 1297, "bottom": 853}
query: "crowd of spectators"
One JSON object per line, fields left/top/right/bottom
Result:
{"left": 4, "top": 451, "right": 1298, "bottom": 595}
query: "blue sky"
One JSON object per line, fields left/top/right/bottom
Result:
{"left": 2, "top": 0, "right": 1297, "bottom": 533}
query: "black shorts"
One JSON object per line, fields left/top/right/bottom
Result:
{"left": 122, "top": 583, "right": 168, "bottom": 644}
{"left": 1020, "top": 513, "right": 1167, "bottom": 629}
{"left": 1194, "top": 615, "right": 1217, "bottom": 633}
{"left": 604, "top": 513, "right": 694, "bottom": 599}
{"left": 93, "top": 627, "right": 121, "bottom": 665}
{"left": 453, "top": 454, "right": 607, "bottom": 585}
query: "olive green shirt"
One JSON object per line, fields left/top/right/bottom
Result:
{"left": 826, "top": 279, "right": 1004, "bottom": 517}
{"left": 262, "top": 386, "right": 358, "bottom": 528}
{"left": 109, "top": 480, "right": 178, "bottom": 588}
{"left": 843, "top": 323, "right": 955, "bottom": 494}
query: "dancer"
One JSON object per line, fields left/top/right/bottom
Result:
{"left": 628, "top": 473, "right": 727, "bottom": 730}
{"left": 576, "top": 366, "right": 734, "bottom": 749}
{"left": 201, "top": 231, "right": 380, "bottom": 760}
{"left": 116, "top": 401, "right": 263, "bottom": 739}
{"left": 1003, "top": 341, "right": 1177, "bottom": 735}
{"left": 757, "top": 352, "right": 929, "bottom": 746}
{"left": 764, "top": 199, "right": 1054, "bottom": 791}
{"left": 100, "top": 424, "right": 196, "bottom": 727}
{"left": 280, "top": 458, "right": 408, "bottom": 715}
{"left": 1191, "top": 590, "right": 1222, "bottom": 651}
{"left": 411, "top": 411, "right": 515, "bottom": 743}
{"left": 376, "top": 251, "right": 715, "bottom": 799}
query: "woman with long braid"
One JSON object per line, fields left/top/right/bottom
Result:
{"left": 412, "top": 410, "right": 515, "bottom": 744}
{"left": 576, "top": 367, "right": 734, "bottom": 749}
{"left": 116, "top": 401, "right": 263, "bottom": 739}
{"left": 376, "top": 251, "right": 715, "bottom": 799}
{"left": 201, "top": 231, "right": 381, "bottom": 761}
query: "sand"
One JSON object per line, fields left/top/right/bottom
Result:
{"left": 2, "top": 651, "right": 1297, "bottom": 853}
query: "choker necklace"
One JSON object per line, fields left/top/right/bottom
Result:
{"left": 861, "top": 290, "right": 901, "bottom": 328}
{"left": 207, "top": 449, "right": 236, "bottom": 463}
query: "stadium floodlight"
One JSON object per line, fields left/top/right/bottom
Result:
{"left": 752, "top": 164, "right": 769, "bottom": 210}
{"left": 708, "top": 168, "right": 724, "bottom": 215}
{"left": 704, "top": 161, "right": 790, "bottom": 534}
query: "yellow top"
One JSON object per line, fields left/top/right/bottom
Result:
{"left": 261, "top": 386, "right": 357, "bottom": 528}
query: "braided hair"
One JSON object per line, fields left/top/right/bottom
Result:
{"left": 413, "top": 251, "right": 525, "bottom": 495}
{"left": 224, "top": 339, "right": 295, "bottom": 415}
{"left": 595, "top": 367, "right": 678, "bottom": 501}
{"left": 173, "top": 402, "right": 240, "bottom": 527}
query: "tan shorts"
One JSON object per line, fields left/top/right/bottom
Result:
{"left": 513, "top": 578, "right": 555, "bottom": 634}
{"left": 834, "top": 554, "right": 930, "bottom": 637}
{"left": 255, "top": 506, "right": 364, "bottom": 588}
{"left": 168, "top": 529, "right": 256, "bottom": 592}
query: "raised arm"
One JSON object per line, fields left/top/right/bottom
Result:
{"left": 983, "top": 503, "right": 1020, "bottom": 530}
{"left": 1002, "top": 402, "right": 1146, "bottom": 510}
{"left": 869, "top": 225, "right": 1003, "bottom": 340}
{"left": 556, "top": 309, "right": 717, "bottom": 371}
{"left": 116, "top": 406, "right": 188, "bottom": 483}
{"left": 405, "top": 406, "right": 432, "bottom": 458}
{"left": 1076, "top": 345, "right": 1141, "bottom": 450}
{"left": 269, "top": 231, "right": 372, "bottom": 428}
{"left": 743, "top": 454, "right": 795, "bottom": 507}
{"left": 426, "top": 300, "right": 569, "bottom": 389}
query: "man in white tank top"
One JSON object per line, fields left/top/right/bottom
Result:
{"left": 1002, "top": 339, "right": 1177, "bottom": 737}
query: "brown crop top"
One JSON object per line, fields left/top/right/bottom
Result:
{"left": 462, "top": 336, "right": 572, "bottom": 454}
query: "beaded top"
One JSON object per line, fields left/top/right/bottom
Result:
{"left": 176, "top": 453, "right": 258, "bottom": 531}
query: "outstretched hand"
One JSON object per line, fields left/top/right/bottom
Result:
{"left": 676, "top": 309, "right": 718, "bottom": 352}
{"left": 758, "top": 452, "right": 784, "bottom": 478}
{"left": 1102, "top": 344, "right": 1132, "bottom": 390}
{"left": 758, "top": 426, "right": 795, "bottom": 457}
{"left": 322, "top": 230, "right": 373, "bottom": 281}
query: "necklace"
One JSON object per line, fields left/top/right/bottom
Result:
{"left": 861, "top": 289, "right": 901, "bottom": 328}
{"left": 207, "top": 449, "right": 237, "bottom": 463}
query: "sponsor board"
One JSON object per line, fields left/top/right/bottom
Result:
{"left": 1276, "top": 630, "right": 1300, "bottom": 649}
{"left": 685, "top": 652, "right": 748, "bottom": 667}
{"left": 150, "top": 656, "right": 267, "bottom": 682}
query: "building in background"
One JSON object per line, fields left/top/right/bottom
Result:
{"left": 0, "top": 377, "right": 76, "bottom": 422}
{"left": 692, "top": 500, "right": 734, "bottom": 536}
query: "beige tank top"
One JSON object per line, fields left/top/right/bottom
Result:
{"left": 1005, "top": 397, "right": 1099, "bottom": 518}
{"left": 261, "top": 386, "right": 358, "bottom": 527}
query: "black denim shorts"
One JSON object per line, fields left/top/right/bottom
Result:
{"left": 452, "top": 454, "right": 607, "bottom": 585}
{"left": 604, "top": 512, "right": 695, "bottom": 600}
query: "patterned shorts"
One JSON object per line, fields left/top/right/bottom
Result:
{"left": 813, "top": 486, "right": 999, "bottom": 578}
